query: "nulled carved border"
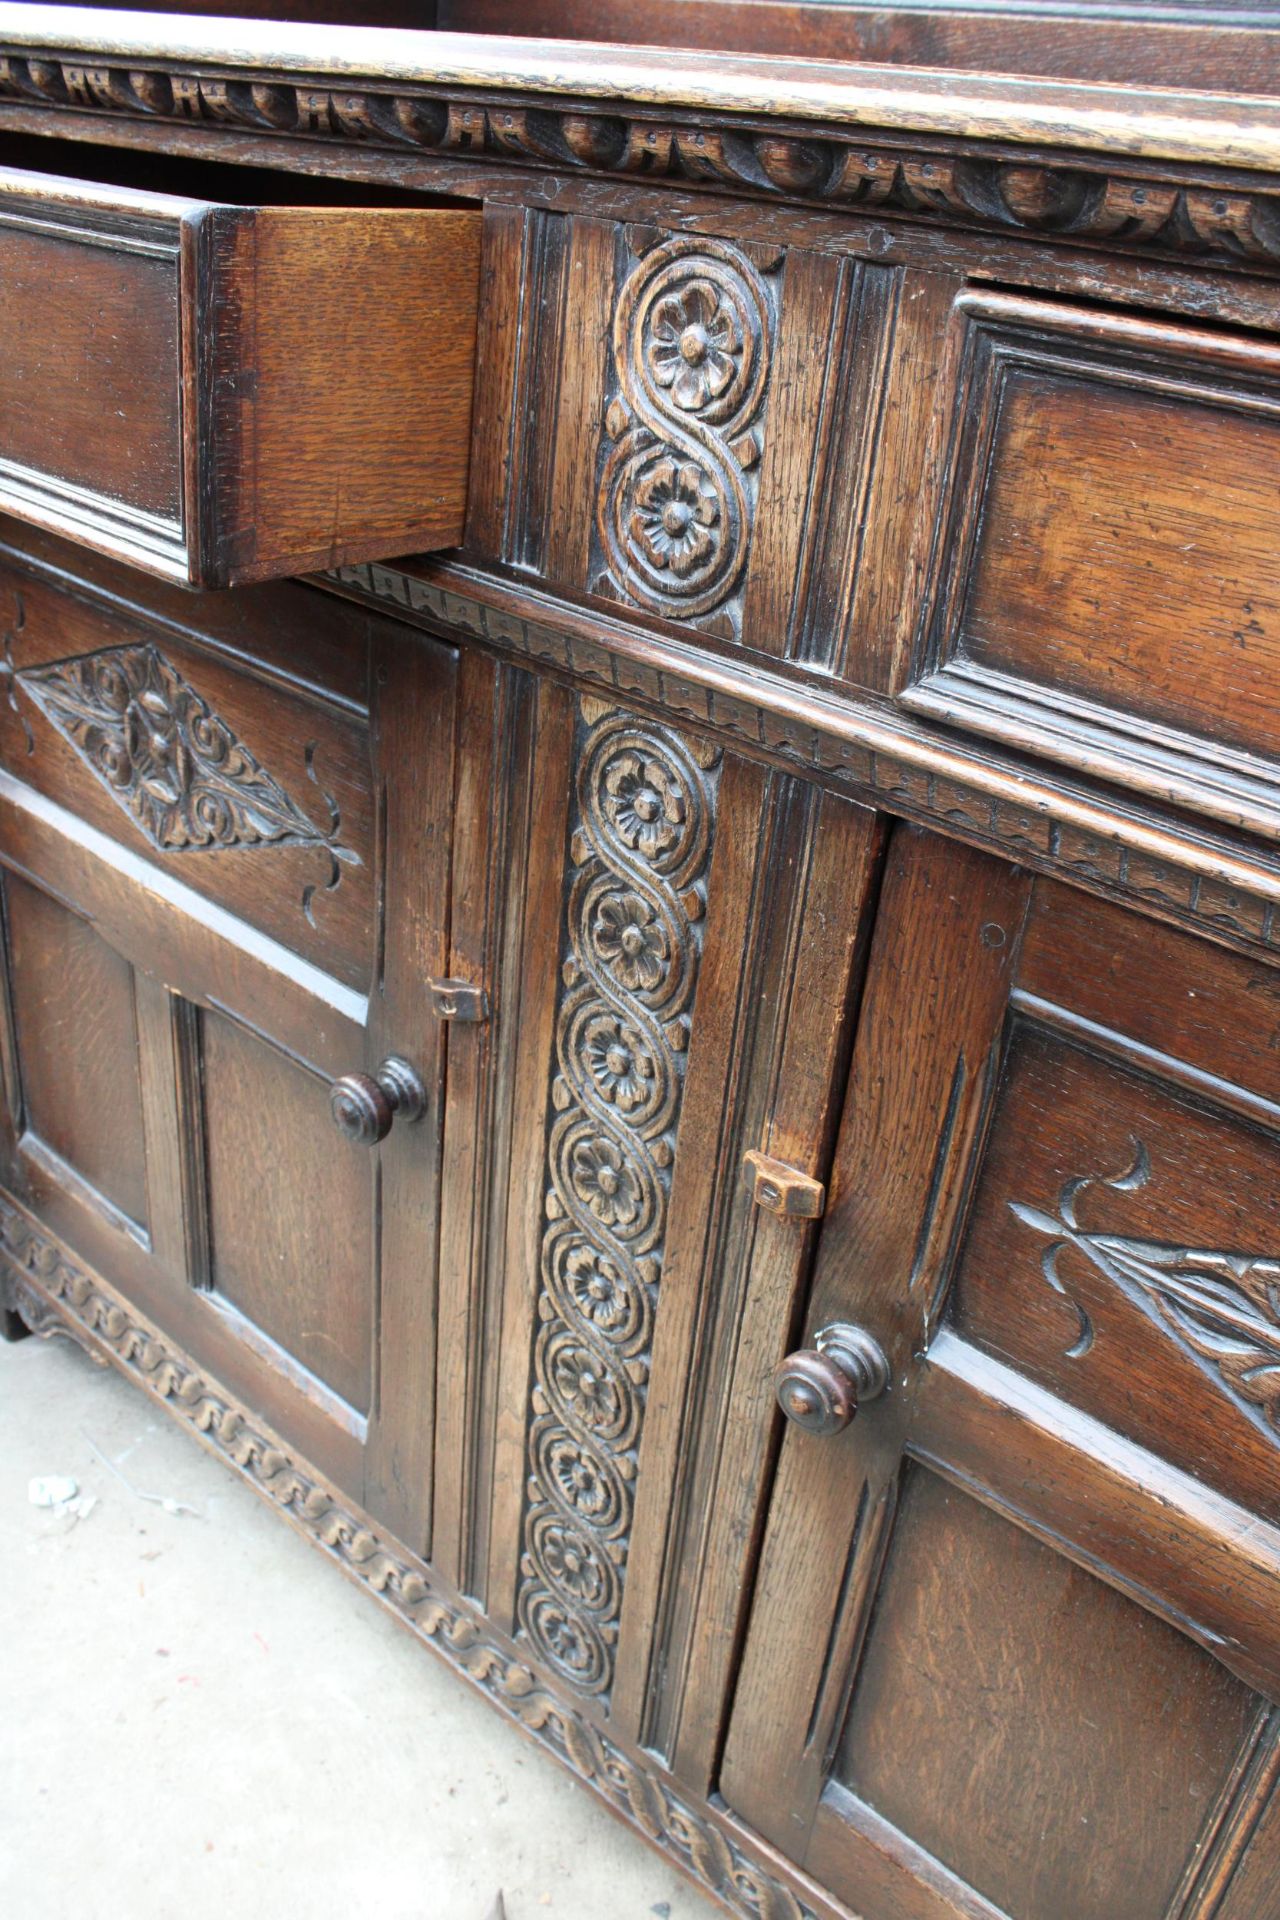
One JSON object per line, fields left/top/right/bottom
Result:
{"left": 0, "top": 1198, "right": 816, "bottom": 1920}
{"left": 328, "top": 562, "right": 1280, "bottom": 965}
{"left": 2, "top": 53, "right": 1280, "bottom": 272}
{"left": 518, "top": 709, "right": 720, "bottom": 1700}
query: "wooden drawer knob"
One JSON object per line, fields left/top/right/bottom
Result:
{"left": 774, "top": 1324, "right": 889, "bottom": 1437}
{"left": 329, "top": 1056, "right": 427, "bottom": 1146}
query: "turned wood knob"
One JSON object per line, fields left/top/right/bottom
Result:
{"left": 774, "top": 1324, "right": 889, "bottom": 1437}
{"left": 329, "top": 1056, "right": 427, "bottom": 1146}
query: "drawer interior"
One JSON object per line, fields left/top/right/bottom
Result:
{"left": 0, "top": 141, "right": 482, "bottom": 588}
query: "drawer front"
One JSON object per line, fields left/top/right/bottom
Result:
{"left": 908, "top": 292, "right": 1280, "bottom": 839}
{"left": 0, "top": 166, "right": 481, "bottom": 587}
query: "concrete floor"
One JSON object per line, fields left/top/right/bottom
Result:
{"left": 1, "top": 1332, "right": 718, "bottom": 1920}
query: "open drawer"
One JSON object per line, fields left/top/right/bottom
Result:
{"left": 0, "top": 164, "right": 481, "bottom": 586}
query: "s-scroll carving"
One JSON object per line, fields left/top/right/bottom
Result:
{"left": 517, "top": 707, "right": 721, "bottom": 1700}
{"left": 1012, "top": 1140, "right": 1280, "bottom": 1435}
{"left": 596, "top": 236, "right": 776, "bottom": 635}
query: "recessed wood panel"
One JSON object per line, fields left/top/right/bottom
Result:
{"left": 962, "top": 372, "right": 1280, "bottom": 758}
{"left": 0, "top": 220, "right": 182, "bottom": 520}
{"left": 910, "top": 295, "right": 1280, "bottom": 838}
{"left": 201, "top": 1007, "right": 372, "bottom": 1414}
{"left": 836, "top": 1467, "right": 1259, "bottom": 1920}
{"left": 5, "top": 870, "right": 147, "bottom": 1229}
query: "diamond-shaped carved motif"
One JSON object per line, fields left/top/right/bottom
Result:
{"left": 19, "top": 644, "right": 331, "bottom": 855}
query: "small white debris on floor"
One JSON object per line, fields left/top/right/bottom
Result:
{"left": 27, "top": 1473, "right": 79, "bottom": 1507}
{"left": 2, "top": 1335, "right": 713, "bottom": 1920}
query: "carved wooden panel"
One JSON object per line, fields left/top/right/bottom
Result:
{"left": 468, "top": 208, "right": 910, "bottom": 676}
{"left": 517, "top": 706, "right": 721, "bottom": 1697}
{"left": 1011, "top": 1140, "right": 1280, "bottom": 1430}
{"left": 0, "top": 534, "right": 375, "bottom": 992}
{"left": 19, "top": 643, "right": 352, "bottom": 867}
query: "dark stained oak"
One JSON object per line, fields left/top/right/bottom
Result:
{"left": 3, "top": 17, "right": 1280, "bottom": 1920}
{"left": 724, "top": 827, "right": 1280, "bottom": 1920}
{"left": 907, "top": 294, "right": 1280, "bottom": 840}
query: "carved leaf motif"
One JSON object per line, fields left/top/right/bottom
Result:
{"left": 19, "top": 644, "right": 335, "bottom": 856}
{"left": 6, "top": 52, "right": 1280, "bottom": 275}
{"left": 1012, "top": 1141, "right": 1280, "bottom": 1430}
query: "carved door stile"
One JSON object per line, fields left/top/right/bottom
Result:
{"left": 487, "top": 686, "right": 732, "bottom": 1718}
{"left": 722, "top": 823, "right": 1280, "bottom": 1920}
{"left": 620, "top": 779, "right": 887, "bottom": 1786}
{"left": 432, "top": 649, "right": 542, "bottom": 1598}
{"left": 481, "top": 690, "right": 889, "bottom": 1766}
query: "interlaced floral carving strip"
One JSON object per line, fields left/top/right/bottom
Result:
{"left": 597, "top": 236, "right": 775, "bottom": 633}
{"left": 517, "top": 708, "right": 720, "bottom": 1700}
{"left": 1012, "top": 1139, "right": 1280, "bottom": 1432}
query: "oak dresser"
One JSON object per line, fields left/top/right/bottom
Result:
{"left": 3, "top": 5, "right": 1280, "bottom": 1916}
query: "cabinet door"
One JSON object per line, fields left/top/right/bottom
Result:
{"left": 0, "top": 533, "right": 454, "bottom": 1554}
{"left": 723, "top": 824, "right": 1280, "bottom": 1920}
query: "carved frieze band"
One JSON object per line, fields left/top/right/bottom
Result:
{"left": 0, "top": 1199, "right": 814, "bottom": 1920}
{"left": 2, "top": 53, "right": 1280, "bottom": 271}
{"left": 329, "top": 561, "right": 1280, "bottom": 965}
{"left": 598, "top": 236, "right": 775, "bottom": 634}
{"left": 1013, "top": 1140, "right": 1280, "bottom": 1434}
{"left": 518, "top": 708, "right": 720, "bottom": 1700}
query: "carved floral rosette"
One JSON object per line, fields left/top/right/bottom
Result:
{"left": 518, "top": 708, "right": 720, "bottom": 1698}
{"left": 597, "top": 236, "right": 774, "bottom": 629}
